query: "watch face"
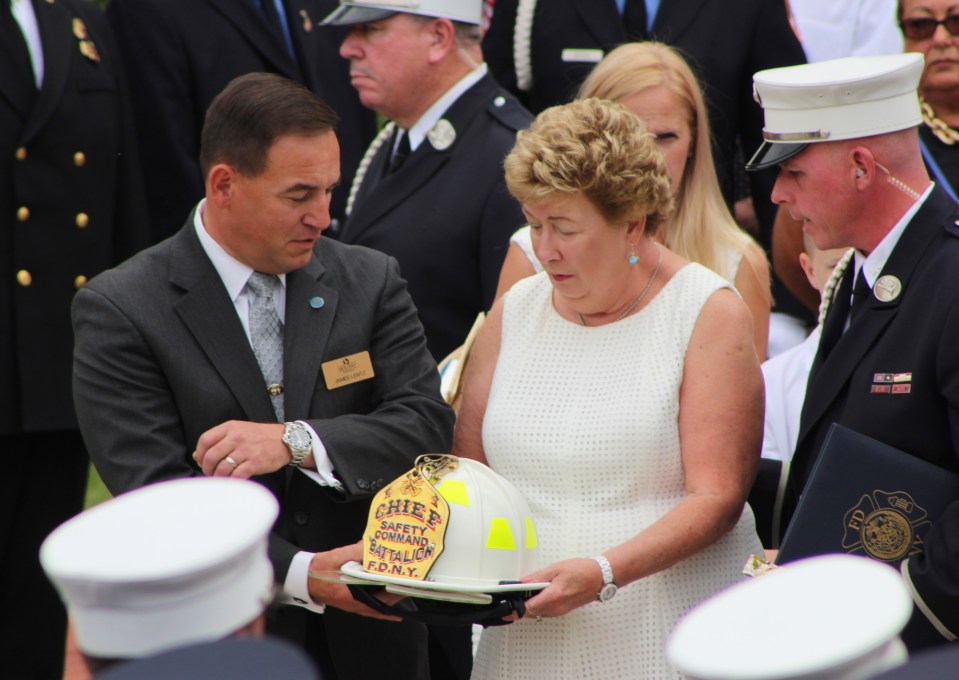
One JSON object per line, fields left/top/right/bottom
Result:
{"left": 285, "top": 427, "right": 311, "bottom": 450}
{"left": 599, "top": 583, "right": 618, "bottom": 602}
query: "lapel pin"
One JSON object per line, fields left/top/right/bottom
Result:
{"left": 300, "top": 9, "right": 313, "bottom": 32}
{"left": 874, "top": 275, "right": 902, "bottom": 302}
{"left": 79, "top": 40, "right": 100, "bottom": 63}
{"left": 309, "top": 296, "right": 325, "bottom": 309}
{"left": 72, "top": 18, "right": 88, "bottom": 40}
{"left": 428, "top": 119, "right": 456, "bottom": 151}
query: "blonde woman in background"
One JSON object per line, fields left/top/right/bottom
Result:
{"left": 496, "top": 42, "right": 772, "bottom": 357}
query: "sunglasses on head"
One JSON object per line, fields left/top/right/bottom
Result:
{"left": 900, "top": 14, "right": 959, "bottom": 40}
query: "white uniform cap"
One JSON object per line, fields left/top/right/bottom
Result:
{"left": 746, "top": 53, "right": 924, "bottom": 170}
{"left": 666, "top": 555, "right": 913, "bottom": 680}
{"left": 40, "top": 478, "right": 278, "bottom": 659}
{"left": 322, "top": 0, "right": 481, "bottom": 26}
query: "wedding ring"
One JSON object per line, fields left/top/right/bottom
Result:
{"left": 225, "top": 456, "right": 238, "bottom": 468}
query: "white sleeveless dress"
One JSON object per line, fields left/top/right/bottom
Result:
{"left": 472, "top": 264, "right": 763, "bottom": 680}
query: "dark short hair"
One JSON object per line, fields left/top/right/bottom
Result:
{"left": 199, "top": 73, "right": 339, "bottom": 178}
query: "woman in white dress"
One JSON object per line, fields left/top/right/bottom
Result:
{"left": 495, "top": 42, "right": 772, "bottom": 358}
{"left": 456, "top": 98, "right": 764, "bottom": 679}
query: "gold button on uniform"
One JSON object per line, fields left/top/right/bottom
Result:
{"left": 15, "top": 147, "right": 26, "bottom": 161}
{"left": 74, "top": 275, "right": 88, "bottom": 289}
{"left": 73, "top": 151, "right": 86, "bottom": 167}
{"left": 75, "top": 212, "right": 89, "bottom": 228}
{"left": 16, "top": 270, "right": 32, "bottom": 287}
{"left": 16, "top": 206, "right": 29, "bottom": 222}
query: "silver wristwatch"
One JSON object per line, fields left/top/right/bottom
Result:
{"left": 282, "top": 421, "right": 312, "bottom": 467}
{"left": 593, "top": 555, "right": 618, "bottom": 602}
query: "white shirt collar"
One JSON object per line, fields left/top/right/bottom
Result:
{"left": 854, "top": 182, "right": 935, "bottom": 287}
{"left": 402, "top": 63, "right": 487, "bottom": 152}
{"left": 11, "top": 0, "right": 44, "bottom": 87}
{"left": 192, "top": 199, "right": 286, "bottom": 300}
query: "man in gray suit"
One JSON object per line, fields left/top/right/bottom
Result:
{"left": 71, "top": 72, "right": 452, "bottom": 680}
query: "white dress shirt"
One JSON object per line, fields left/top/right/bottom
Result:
{"left": 11, "top": 0, "right": 44, "bottom": 87}
{"left": 194, "top": 200, "right": 340, "bottom": 613}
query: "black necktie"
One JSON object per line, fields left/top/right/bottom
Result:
{"left": 2, "top": 0, "right": 36, "bottom": 100}
{"left": 388, "top": 129, "right": 410, "bottom": 175}
{"left": 848, "top": 267, "right": 871, "bottom": 324}
{"left": 622, "top": 0, "right": 648, "bottom": 40}
{"left": 813, "top": 265, "right": 853, "bottom": 370}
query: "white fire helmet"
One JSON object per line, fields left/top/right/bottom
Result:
{"left": 422, "top": 455, "right": 540, "bottom": 590}
{"left": 343, "top": 455, "right": 545, "bottom": 598}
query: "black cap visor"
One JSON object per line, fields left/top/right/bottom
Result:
{"left": 321, "top": 6, "right": 399, "bottom": 26}
{"left": 745, "top": 140, "right": 809, "bottom": 172}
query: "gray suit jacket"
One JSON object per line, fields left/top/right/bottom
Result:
{"left": 72, "top": 218, "right": 454, "bottom": 578}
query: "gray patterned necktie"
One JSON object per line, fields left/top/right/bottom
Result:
{"left": 247, "top": 272, "right": 284, "bottom": 421}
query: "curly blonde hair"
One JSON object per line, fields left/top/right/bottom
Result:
{"left": 504, "top": 98, "right": 674, "bottom": 231}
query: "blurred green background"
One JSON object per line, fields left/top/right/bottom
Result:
{"left": 84, "top": 463, "right": 111, "bottom": 508}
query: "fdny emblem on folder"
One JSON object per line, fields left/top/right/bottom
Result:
{"left": 842, "top": 490, "right": 930, "bottom": 562}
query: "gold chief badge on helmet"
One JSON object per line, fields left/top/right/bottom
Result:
{"left": 362, "top": 454, "right": 452, "bottom": 581}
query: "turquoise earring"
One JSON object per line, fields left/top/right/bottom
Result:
{"left": 628, "top": 244, "right": 639, "bottom": 265}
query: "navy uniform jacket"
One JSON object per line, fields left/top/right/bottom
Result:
{"left": 337, "top": 72, "right": 532, "bottom": 360}
{"left": 0, "top": 0, "right": 149, "bottom": 436}
{"left": 72, "top": 222, "right": 453, "bottom": 678}
{"left": 785, "top": 187, "right": 959, "bottom": 650}
{"left": 481, "top": 0, "right": 806, "bottom": 239}
{"left": 106, "top": 0, "right": 376, "bottom": 242}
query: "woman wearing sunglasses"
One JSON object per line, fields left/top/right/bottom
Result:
{"left": 900, "top": 0, "right": 959, "bottom": 201}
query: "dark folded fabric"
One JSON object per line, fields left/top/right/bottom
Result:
{"left": 748, "top": 458, "right": 785, "bottom": 549}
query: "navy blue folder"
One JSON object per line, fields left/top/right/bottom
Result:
{"left": 777, "top": 424, "right": 959, "bottom": 566}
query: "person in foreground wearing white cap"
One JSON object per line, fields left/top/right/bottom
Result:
{"left": 746, "top": 52, "right": 959, "bottom": 650}
{"left": 323, "top": 0, "right": 532, "bottom": 366}
{"left": 71, "top": 72, "right": 452, "bottom": 679}
{"left": 97, "top": 637, "right": 319, "bottom": 680}
{"left": 39, "top": 478, "right": 314, "bottom": 676}
{"left": 667, "top": 555, "right": 914, "bottom": 679}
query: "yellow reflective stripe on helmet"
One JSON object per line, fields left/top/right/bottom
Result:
{"left": 525, "top": 517, "right": 538, "bottom": 549}
{"left": 486, "top": 518, "right": 517, "bottom": 550}
{"left": 437, "top": 479, "right": 470, "bottom": 506}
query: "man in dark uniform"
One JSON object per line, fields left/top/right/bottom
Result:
{"left": 746, "top": 53, "right": 959, "bottom": 651}
{"left": 105, "top": 0, "right": 377, "bottom": 242}
{"left": 323, "top": 0, "right": 532, "bottom": 363}
{"left": 0, "top": 0, "right": 149, "bottom": 677}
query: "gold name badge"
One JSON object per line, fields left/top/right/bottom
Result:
{"left": 362, "top": 455, "right": 456, "bottom": 581}
{"left": 322, "top": 350, "right": 375, "bottom": 390}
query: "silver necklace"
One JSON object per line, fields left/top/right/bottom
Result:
{"left": 578, "top": 243, "right": 663, "bottom": 327}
